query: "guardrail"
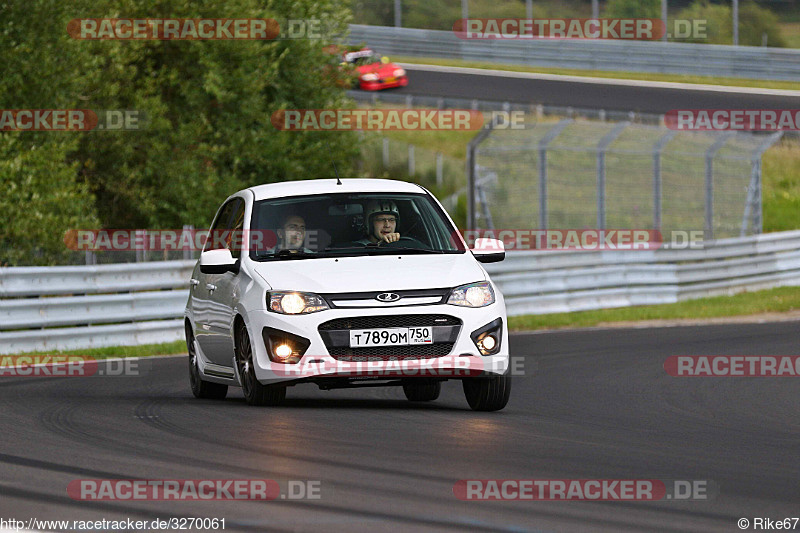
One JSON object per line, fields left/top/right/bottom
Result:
{"left": 0, "top": 260, "right": 194, "bottom": 354}
{"left": 2, "top": 231, "right": 800, "bottom": 353}
{"left": 348, "top": 24, "right": 800, "bottom": 81}
{"left": 485, "top": 230, "right": 800, "bottom": 316}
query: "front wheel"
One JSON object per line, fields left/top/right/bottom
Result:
{"left": 236, "top": 321, "right": 286, "bottom": 406}
{"left": 463, "top": 374, "right": 511, "bottom": 411}
{"left": 186, "top": 324, "right": 228, "bottom": 400}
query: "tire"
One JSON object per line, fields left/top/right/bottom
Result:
{"left": 236, "top": 321, "right": 286, "bottom": 406}
{"left": 462, "top": 374, "right": 511, "bottom": 412}
{"left": 402, "top": 380, "right": 441, "bottom": 402}
{"left": 186, "top": 323, "right": 228, "bottom": 400}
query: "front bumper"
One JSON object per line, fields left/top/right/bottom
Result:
{"left": 245, "top": 301, "right": 509, "bottom": 385}
{"left": 359, "top": 76, "right": 409, "bottom": 91}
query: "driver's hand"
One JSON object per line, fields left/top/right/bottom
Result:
{"left": 380, "top": 232, "right": 401, "bottom": 243}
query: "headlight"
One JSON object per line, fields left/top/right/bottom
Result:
{"left": 361, "top": 73, "right": 379, "bottom": 81}
{"left": 268, "top": 291, "right": 329, "bottom": 314}
{"left": 393, "top": 68, "right": 406, "bottom": 77}
{"left": 447, "top": 281, "right": 495, "bottom": 308}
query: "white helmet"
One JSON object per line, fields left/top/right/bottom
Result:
{"left": 364, "top": 200, "right": 400, "bottom": 235}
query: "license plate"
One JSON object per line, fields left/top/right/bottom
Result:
{"left": 349, "top": 327, "right": 433, "bottom": 347}
{"left": 384, "top": 77, "right": 396, "bottom": 83}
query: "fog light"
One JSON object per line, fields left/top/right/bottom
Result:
{"left": 470, "top": 318, "right": 503, "bottom": 356}
{"left": 262, "top": 327, "right": 311, "bottom": 365}
{"left": 479, "top": 335, "right": 497, "bottom": 352}
{"left": 274, "top": 344, "right": 293, "bottom": 360}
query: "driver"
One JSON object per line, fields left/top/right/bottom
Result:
{"left": 357, "top": 200, "right": 401, "bottom": 245}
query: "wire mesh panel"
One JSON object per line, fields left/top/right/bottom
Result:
{"left": 473, "top": 118, "right": 782, "bottom": 239}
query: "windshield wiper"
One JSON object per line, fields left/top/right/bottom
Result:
{"left": 365, "top": 246, "right": 446, "bottom": 254}
{"left": 260, "top": 249, "right": 318, "bottom": 260}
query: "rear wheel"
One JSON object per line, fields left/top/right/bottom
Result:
{"left": 463, "top": 374, "right": 511, "bottom": 411}
{"left": 186, "top": 323, "right": 228, "bottom": 400}
{"left": 236, "top": 321, "right": 286, "bottom": 406}
{"left": 402, "top": 380, "right": 441, "bottom": 402}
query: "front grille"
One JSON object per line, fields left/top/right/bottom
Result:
{"left": 328, "top": 343, "right": 455, "bottom": 361}
{"left": 318, "top": 314, "right": 462, "bottom": 361}
{"left": 318, "top": 314, "right": 460, "bottom": 330}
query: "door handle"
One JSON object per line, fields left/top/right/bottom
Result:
{"left": 206, "top": 284, "right": 217, "bottom": 291}
{"left": 190, "top": 278, "right": 199, "bottom": 287}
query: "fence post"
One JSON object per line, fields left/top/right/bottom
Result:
{"left": 408, "top": 144, "right": 415, "bottom": 176}
{"left": 436, "top": 152, "right": 443, "bottom": 187}
{"left": 537, "top": 119, "right": 573, "bottom": 230}
{"left": 135, "top": 230, "right": 145, "bottom": 262}
{"left": 466, "top": 122, "right": 496, "bottom": 230}
{"left": 596, "top": 122, "right": 629, "bottom": 230}
{"left": 653, "top": 131, "right": 677, "bottom": 231}
{"left": 741, "top": 132, "right": 783, "bottom": 236}
{"left": 382, "top": 138, "right": 389, "bottom": 168}
{"left": 704, "top": 133, "right": 734, "bottom": 240}
{"left": 394, "top": 0, "right": 401, "bottom": 27}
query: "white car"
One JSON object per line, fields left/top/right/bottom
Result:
{"left": 184, "top": 178, "right": 511, "bottom": 411}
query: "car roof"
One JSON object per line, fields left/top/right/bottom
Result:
{"left": 247, "top": 178, "right": 425, "bottom": 201}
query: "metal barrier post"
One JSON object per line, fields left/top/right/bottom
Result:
{"left": 596, "top": 122, "right": 629, "bottom": 230}
{"left": 705, "top": 133, "right": 734, "bottom": 240}
{"left": 467, "top": 122, "right": 495, "bottom": 230}
{"left": 741, "top": 132, "right": 783, "bottom": 235}
{"left": 537, "top": 119, "right": 573, "bottom": 229}
{"left": 653, "top": 131, "right": 677, "bottom": 231}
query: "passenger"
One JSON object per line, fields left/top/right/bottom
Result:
{"left": 271, "top": 214, "right": 313, "bottom": 253}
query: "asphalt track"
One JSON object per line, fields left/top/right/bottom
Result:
{"left": 393, "top": 65, "right": 800, "bottom": 115}
{"left": 1, "top": 321, "right": 798, "bottom": 532}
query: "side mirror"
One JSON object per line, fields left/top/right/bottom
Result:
{"left": 200, "top": 248, "right": 240, "bottom": 274}
{"left": 471, "top": 238, "right": 505, "bottom": 263}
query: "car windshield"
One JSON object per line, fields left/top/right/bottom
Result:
{"left": 345, "top": 50, "right": 380, "bottom": 66}
{"left": 249, "top": 192, "right": 465, "bottom": 261}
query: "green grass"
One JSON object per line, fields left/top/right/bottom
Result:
{"left": 763, "top": 138, "right": 800, "bottom": 232}
{"left": 508, "top": 286, "right": 800, "bottom": 331}
{"left": 7, "top": 340, "right": 187, "bottom": 359}
{"left": 393, "top": 55, "right": 800, "bottom": 91}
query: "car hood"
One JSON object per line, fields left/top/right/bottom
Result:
{"left": 357, "top": 63, "right": 401, "bottom": 77}
{"left": 251, "top": 253, "right": 485, "bottom": 293}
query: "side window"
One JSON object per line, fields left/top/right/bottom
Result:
{"left": 204, "top": 199, "right": 237, "bottom": 253}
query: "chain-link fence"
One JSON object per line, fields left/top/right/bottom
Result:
{"left": 470, "top": 118, "right": 783, "bottom": 239}
{"left": 358, "top": 133, "right": 464, "bottom": 196}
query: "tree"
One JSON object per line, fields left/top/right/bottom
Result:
{"left": 0, "top": 0, "right": 360, "bottom": 265}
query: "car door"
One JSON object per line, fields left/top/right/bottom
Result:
{"left": 202, "top": 197, "right": 246, "bottom": 366}
{"left": 193, "top": 198, "right": 239, "bottom": 365}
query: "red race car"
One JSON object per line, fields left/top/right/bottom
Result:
{"left": 342, "top": 48, "right": 408, "bottom": 91}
